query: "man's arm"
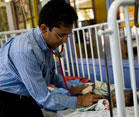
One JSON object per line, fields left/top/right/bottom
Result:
{"left": 11, "top": 50, "right": 77, "bottom": 111}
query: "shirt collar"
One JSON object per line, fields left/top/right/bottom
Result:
{"left": 33, "top": 26, "right": 48, "bottom": 51}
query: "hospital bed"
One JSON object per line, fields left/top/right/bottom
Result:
{"left": 0, "top": 0, "right": 139, "bottom": 116}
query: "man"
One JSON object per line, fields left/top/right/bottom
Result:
{"left": 0, "top": 0, "right": 101, "bottom": 117}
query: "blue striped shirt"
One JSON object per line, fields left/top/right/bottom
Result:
{"left": 0, "top": 27, "right": 77, "bottom": 111}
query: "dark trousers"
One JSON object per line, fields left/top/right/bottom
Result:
{"left": 0, "top": 90, "right": 44, "bottom": 117}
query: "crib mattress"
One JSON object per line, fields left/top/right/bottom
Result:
{"left": 56, "top": 106, "right": 139, "bottom": 117}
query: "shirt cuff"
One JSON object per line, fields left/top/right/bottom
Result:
{"left": 54, "top": 94, "right": 77, "bottom": 108}
{"left": 66, "top": 82, "right": 73, "bottom": 89}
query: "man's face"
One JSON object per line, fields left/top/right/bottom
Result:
{"left": 40, "top": 24, "right": 73, "bottom": 49}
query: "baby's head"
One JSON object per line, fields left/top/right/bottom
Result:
{"left": 112, "top": 91, "right": 133, "bottom": 107}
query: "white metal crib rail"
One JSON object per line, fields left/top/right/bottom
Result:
{"left": 0, "top": 30, "right": 29, "bottom": 47}
{"left": 0, "top": 18, "right": 139, "bottom": 82}
{"left": 99, "top": 0, "right": 139, "bottom": 117}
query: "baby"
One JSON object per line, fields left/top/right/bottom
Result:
{"left": 79, "top": 84, "right": 133, "bottom": 108}
{"left": 70, "top": 82, "right": 134, "bottom": 108}
{"left": 112, "top": 91, "right": 133, "bottom": 107}
{"left": 93, "top": 91, "right": 133, "bottom": 111}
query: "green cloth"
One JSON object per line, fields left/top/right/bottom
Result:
{"left": 93, "top": 80, "right": 115, "bottom": 96}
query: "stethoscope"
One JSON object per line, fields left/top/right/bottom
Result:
{"left": 40, "top": 29, "right": 73, "bottom": 95}
{"left": 47, "top": 45, "right": 74, "bottom": 96}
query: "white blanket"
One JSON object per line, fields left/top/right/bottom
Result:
{"left": 56, "top": 106, "right": 139, "bottom": 117}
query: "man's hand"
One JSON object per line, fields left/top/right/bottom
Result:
{"left": 70, "top": 84, "right": 95, "bottom": 95}
{"left": 77, "top": 94, "right": 102, "bottom": 107}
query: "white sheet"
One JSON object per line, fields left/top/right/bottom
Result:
{"left": 56, "top": 106, "right": 139, "bottom": 117}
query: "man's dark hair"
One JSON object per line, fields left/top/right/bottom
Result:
{"left": 39, "top": 0, "right": 78, "bottom": 28}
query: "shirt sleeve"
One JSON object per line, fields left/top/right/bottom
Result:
{"left": 11, "top": 50, "right": 77, "bottom": 111}
{"left": 51, "top": 73, "right": 73, "bottom": 89}
{"left": 49, "top": 58, "right": 73, "bottom": 89}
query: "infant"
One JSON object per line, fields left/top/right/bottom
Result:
{"left": 112, "top": 91, "right": 133, "bottom": 107}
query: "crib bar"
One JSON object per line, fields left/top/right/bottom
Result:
{"left": 0, "top": 29, "right": 28, "bottom": 35}
{"left": 64, "top": 43, "right": 71, "bottom": 76}
{"left": 13, "top": 34, "right": 16, "bottom": 37}
{"left": 72, "top": 31, "right": 80, "bottom": 77}
{"left": 108, "top": 1, "right": 127, "bottom": 117}
{"left": 77, "top": 30, "right": 85, "bottom": 77}
{"left": 101, "top": 31, "right": 113, "bottom": 117}
{"left": 4, "top": 34, "right": 8, "bottom": 42}
{"left": 117, "top": 22, "right": 125, "bottom": 89}
{"left": 82, "top": 29, "right": 91, "bottom": 79}
{"left": 95, "top": 27, "right": 103, "bottom": 82}
{"left": 124, "top": 6, "right": 139, "bottom": 117}
{"left": 67, "top": 37, "right": 75, "bottom": 76}
{"left": 88, "top": 28, "right": 97, "bottom": 81}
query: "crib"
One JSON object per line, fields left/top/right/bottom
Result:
{"left": 102, "top": 0, "right": 139, "bottom": 117}
{"left": 0, "top": 0, "right": 139, "bottom": 116}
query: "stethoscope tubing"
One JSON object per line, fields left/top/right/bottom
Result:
{"left": 48, "top": 45, "right": 73, "bottom": 96}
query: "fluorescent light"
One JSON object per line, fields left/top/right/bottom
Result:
{"left": 5, "top": 0, "right": 11, "bottom": 2}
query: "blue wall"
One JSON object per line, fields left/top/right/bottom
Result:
{"left": 57, "top": 59, "right": 139, "bottom": 88}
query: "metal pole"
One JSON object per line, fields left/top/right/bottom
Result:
{"left": 101, "top": 26, "right": 113, "bottom": 117}
{"left": 0, "top": 0, "right": 7, "bottom": 31}
{"left": 32, "top": 0, "right": 39, "bottom": 27}
{"left": 134, "top": 0, "right": 139, "bottom": 27}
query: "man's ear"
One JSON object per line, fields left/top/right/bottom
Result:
{"left": 40, "top": 24, "right": 49, "bottom": 33}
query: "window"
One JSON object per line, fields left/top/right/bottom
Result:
{"left": 69, "top": 0, "right": 95, "bottom": 27}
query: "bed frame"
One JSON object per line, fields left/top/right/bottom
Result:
{"left": 0, "top": 0, "right": 139, "bottom": 116}
{"left": 99, "top": 0, "right": 139, "bottom": 116}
